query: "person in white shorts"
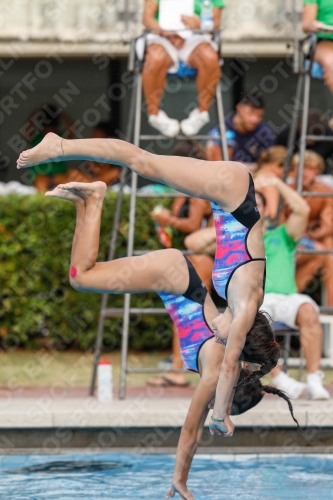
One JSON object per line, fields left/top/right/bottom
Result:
{"left": 136, "top": 0, "right": 224, "bottom": 137}
{"left": 255, "top": 175, "right": 330, "bottom": 400}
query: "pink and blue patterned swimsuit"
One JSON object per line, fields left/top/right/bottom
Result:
{"left": 211, "top": 174, "right": 266, "bottom": 302}
{"left": 158, "top": 258, "right": 213, "bottom": 373}
{"left": 158, "top": 176, "right": 265, "bottom": 371}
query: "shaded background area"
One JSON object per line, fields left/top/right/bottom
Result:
{"left": 2, "top": 56, "right": 332, "bottom": 185}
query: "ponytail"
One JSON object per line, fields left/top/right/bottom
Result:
{"left": 232, "top": 368, "right": 300, "bottom": 428}
{"left": 234, "top": 363, "right": 274, "bottom": 389}
{"left": 262, "top": 385, "right": 299, "bottom": 427}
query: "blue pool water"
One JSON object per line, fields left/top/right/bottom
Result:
{"left": 0, "top": 453, "right": 333, "bottom": 499}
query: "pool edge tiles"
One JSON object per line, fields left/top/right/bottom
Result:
{"left": 0, "top": 397, "right": 332, "bottom": 429}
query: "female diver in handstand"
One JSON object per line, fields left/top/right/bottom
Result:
{"left": 17, "top": 134, "right": 267, "bottom": 437}
{"left": 43, "top": 181, "right": 297, "bottom": 500}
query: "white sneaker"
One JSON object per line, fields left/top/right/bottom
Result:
{"left": 306, "top": 371, "right": 330, "bottom": 400}
{"left": 272, "top": 371, "right": 306, "bottom": 400}
{"left": 180, "top": 108, "right": 210, "bottom": 136}
{"left": 148, "top": 110, "right": 180, "bottom": 138}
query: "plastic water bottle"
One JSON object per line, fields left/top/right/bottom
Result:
{"left": 152, "top": 204, "right": 173, "bottom": 248}
{"left": 200, "top": 0, "right": 214, "bottom": 32}
{"left": 97, "top": 358, "right": 113, "bottom": 402}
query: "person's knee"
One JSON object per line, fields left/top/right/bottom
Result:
{"left": 296, "top": 303, "right": 319, "bottom": 327}
{"left": 315, "top": 47, "right": 333, "bottom": 71}
{"left": 69, "top": 270, "right": 84, "bottom": 291}
{"left": 203, "top": 47, "right": 219, "bottom": 70}
{"left": 143, "top": 45, "right": 171, "bottom": 73}
{"left": 69, "top": 265, "right": 92, "bottom": 292}
{"left": 191, "top": 44, "right": 219, "bottom": 70}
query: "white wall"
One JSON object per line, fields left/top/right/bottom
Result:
{"left": 0, "top": 0, "right": 300, "bottom": 42}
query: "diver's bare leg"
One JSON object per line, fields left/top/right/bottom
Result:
{"left": 17, "top": 133, "right": 249, "bottom": 211}
{"left": 45, "top": 185, "right": 86, "bottom": 262}
{"left": 49, "top": 182, "right": 189, "bottom": 295}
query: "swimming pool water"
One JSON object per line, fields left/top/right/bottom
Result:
{"left": 0, "top": 453, "right": 332, "bottom": 499}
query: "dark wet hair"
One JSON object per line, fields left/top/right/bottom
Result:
{"left": 172, "top": 140, "right": 206, "bottom": 160}
{"left": 238, "top": 310, "right": 280, "bottom": 387}
{"left": 239, "top": 91, "right": 265, "bottom": 109}
{"left": 231, "top": 368, "right": 299, "bottom": 427}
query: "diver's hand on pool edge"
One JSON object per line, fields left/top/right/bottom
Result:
{"left": 166, "top": 483, "right": 196, "bottom": 500}
{"left": 209, "top": 415, "right": 234, "bottom": 438}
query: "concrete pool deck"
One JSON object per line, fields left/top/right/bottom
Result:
{"left": 0, "top": 394, "right": 332, "bottom": 428}
{"left": 0, "top": 386, "right": 333, "bottom": 455}
{"left": 0, "top": 390, "right": 333, "bottom": 452}
{"left": 1, "top": 380, "right": 333, "bottom": 426}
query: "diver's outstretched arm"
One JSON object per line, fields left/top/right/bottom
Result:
{"left": 166, "top": 375, "right": 217, "bottom": 499}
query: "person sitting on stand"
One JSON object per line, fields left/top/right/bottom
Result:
{"left": 136, "top": 0, "right": 224, "bottom": 137}
{"left": 303, "top": 0, "right": 333, "bottom": 99}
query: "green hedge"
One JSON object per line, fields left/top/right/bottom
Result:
{"left": 0, "top": 192, "right": 185, "bottom": 351}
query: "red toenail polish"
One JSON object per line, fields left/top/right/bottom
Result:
{"left": 69, "top": 266, "right": 77, "bottom": 278}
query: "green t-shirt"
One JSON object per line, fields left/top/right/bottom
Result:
{"left": 304, "top": 0, "right": 333, "bottom": 39}
{"left": 154, "top": 0, "right": 225, "bottom": 20}
{"left": 29, "top": 133, "right": 68, "bottom": 183}
{"left": 263, "top": 224, "right": 298, "bottom": 295}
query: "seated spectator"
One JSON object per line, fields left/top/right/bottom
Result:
{"left": 26, "top": 105, "right": 73, "bottom": 191}
{"left": 149, "top": 140, "right": 214, "bottom": 387}
{"left": 255, "top": 145, "right": 287, "bottom": 220}
{"left": 184, "top": 225, "right": 216, "bottom": 257}
{"left": 255, "top": 175, "right": 330, "bottom": 400}
{"left": 276, "top": 109, "right": 333, "bottom": 174}
{"left": 136, "top": 0, "right": 224, "bottom": 137}
{"left": 287, "top": 151, "right": 333, "bottom": 307}
{"left": 206, "top": 92, "right": 276, "bottom": 169}
{"left": 303, "top": 1, "right": 333, "bottom": 99}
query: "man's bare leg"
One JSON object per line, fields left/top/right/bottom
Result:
{"left": 322, "top": 256, "right": 333, "bottom": 307}
{"left": 142, "top": 44, "right": 173, "bottom": 116}
{"left": 296, "top": 253, "right": 324, "bottom": 292}
{"left": 271, "top": 303, "right": 322, "bottom": 379}
{"left": 187, "top": 43, "right": 221, "bottom": 112}
{"left": 296, "top": 304, "right": 322, "bottom": 373}
{"left": 315, "top": 41, "right": 333, "bottom": 95}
